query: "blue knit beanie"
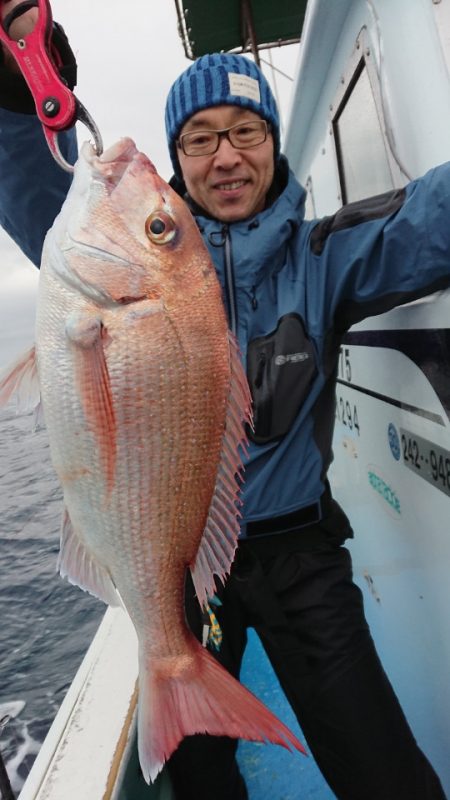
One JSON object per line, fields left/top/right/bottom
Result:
{"left": 165, "top": 53, "right": 280, "bottom": 179}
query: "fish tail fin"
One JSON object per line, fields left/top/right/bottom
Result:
{"left": 137, "top": 638, "right": 306, "bottom": 784}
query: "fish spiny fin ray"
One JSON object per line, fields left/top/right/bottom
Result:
{"left": 0, "top": 346, "right": 40, "bottom": 413}
{"left": 137, "top": 637, "right": 306, "bottom": 783}
{"left": 191, "top": 331, "right": 252, "bottom": 609}
{"left": 58, "top": 508, "right": 120, "bottom": 606}
{"left": 65, "top": 313, "right": 116, "bottom": 494}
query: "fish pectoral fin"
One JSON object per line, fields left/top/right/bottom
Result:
{"left": 65, "top": 312, "right": 116, "bottom": 492}
{"left": 191, "top": 331, "right": 252, "bottom": 609}
{"left": 0, "top": 346, "right": 40, "bottom": 413}
{"left": 58, "top": 507, "right": 120, "bottom": 607}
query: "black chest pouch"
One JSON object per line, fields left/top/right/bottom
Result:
{"left": 246, "top": 313, "right": 318, "bottom": 445}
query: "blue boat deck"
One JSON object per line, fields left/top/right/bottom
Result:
{"left": 238, "top": 628, "right": 335, "bottom": 800}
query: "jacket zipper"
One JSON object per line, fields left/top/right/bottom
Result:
{"left": 223, "top": 228, "right": 238, "bottom": 335}
{"left": 208, "top": 224, "right": 238, "bottom": 335}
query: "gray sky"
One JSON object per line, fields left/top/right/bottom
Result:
{"left": 0, "top": 0, "right": 298, "bottom": 367}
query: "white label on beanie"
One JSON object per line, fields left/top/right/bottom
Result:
{"left": 228, "top": 73, "right": 260, "bottom": 103}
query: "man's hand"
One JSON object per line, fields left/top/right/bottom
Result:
{"left": 0, "top": 1, "right": 76, "bottom": 113}
{"left": 1, "top": 1, "right": 38, "bottom": 72}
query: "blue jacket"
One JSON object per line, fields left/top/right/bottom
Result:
{"left": 0, "top": 109, "right": 76, "bottom": 264}
{"left": 2, "top": 109, "right": 450, "bottom": 528}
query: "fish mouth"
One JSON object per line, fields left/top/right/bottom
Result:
{"left": 84, "top": 138, "right": 158, "bottom": 195}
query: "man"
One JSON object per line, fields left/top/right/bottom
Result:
{"left": 0, "top": 5, "right": 448, "bottom": 800}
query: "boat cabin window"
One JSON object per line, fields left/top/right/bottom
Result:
{"left": 333, "top": 61, "right": 394, "bottom": 204}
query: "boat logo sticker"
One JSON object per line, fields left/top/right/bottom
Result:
{"left": 388, "top": 423, "right": 401, "bottom": 461}
{"left": 228, "top": 73, "right": 261, "bottom": 103}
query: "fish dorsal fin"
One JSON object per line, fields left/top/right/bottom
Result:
{"left": 0, "top": 346, "right": 40, "bottom": 413}
{"left": 58, "top": 507, "right": 121, "bottom": 607}
{"left": 191, "top": 332, "right": 252, "bottom": 609}
{"left": 65, "top": 312, "right": 116, "bottom": 493}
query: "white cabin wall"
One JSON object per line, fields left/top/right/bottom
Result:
{"left": 301, "top": 136, "right": 341, "bottom": 218}
{"left": 285, "top": 0, "right": 363, "bottom": 198}
{"left": 433, "top": 0, "right": 450, "bottom": 82}
{"left": 369, "top": 0, "right": 450, "bottom": 176}
{"left": 285, "top": 0, "right": 450, "bottom": 203}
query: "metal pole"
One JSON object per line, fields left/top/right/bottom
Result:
{"left": 241, "top": 0, "right": 261, "bottom": 66}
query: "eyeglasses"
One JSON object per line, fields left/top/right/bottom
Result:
{"left": 177, "top": 120, "right": 270, "bottom": 157}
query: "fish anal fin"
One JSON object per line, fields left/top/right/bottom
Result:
{"left": 65, "top": 312, "right": 116, "bottom": 492}
{"left": 58, "top": 507, "right": 120, "bottom": 607}
{"left": 191, "top": 331, "right": 252, "bottom": 609}
{"left": 0, "top": 346, "right": 40, "bottom": 413}
{"left": 137, "top": 636, "right": 306, "bottom": 784}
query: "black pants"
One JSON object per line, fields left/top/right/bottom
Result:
{"left": 167, "top": 503, "right": 446, "bottom": 800}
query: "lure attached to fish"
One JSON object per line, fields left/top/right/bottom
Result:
{"left": 0, "top": 138, "right": 305, "bottom": 782}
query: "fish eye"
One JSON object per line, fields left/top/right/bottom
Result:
{"left": 145, "top": 211, "right": 176, "bottom": 244}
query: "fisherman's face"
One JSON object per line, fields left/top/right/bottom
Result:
{"left": 177, "top": 105, "right": 275, "bottom": 223}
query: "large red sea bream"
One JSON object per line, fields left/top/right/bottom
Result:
{"left": 0, "top": 138, "right": 305, "bottom": 782}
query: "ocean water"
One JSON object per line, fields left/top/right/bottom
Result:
{"left": 0, "top": 406, "right": 104, "bottom": 795}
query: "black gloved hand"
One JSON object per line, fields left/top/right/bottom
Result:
{"left": 0, "top": 3, "right": 77, "bottom": 114}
